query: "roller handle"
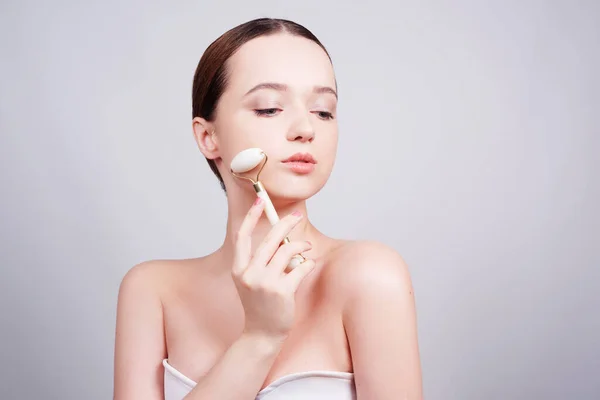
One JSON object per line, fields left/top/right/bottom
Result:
{"left": 253, "top": 182, "right": 306, "bottom": 269}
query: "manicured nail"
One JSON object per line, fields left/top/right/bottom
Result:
{"left": 292, "top": 210, "right": 302, "bottom": 217}
{"left": 254, "top": 197, "right": 263, "bottom": 206}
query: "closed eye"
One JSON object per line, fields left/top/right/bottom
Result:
{"left": 254, "top": 108, "right": 281, "bottom": 117}
{"left": 314, "top": 111, "right": 335, "bottom": 120}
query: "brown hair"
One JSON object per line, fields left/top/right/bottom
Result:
{"left": 192, "top": 18, "right": 332, "bottom": 192}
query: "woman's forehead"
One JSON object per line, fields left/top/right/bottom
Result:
{"left": 226, "top": 34, "right": 336, "bottom": 96}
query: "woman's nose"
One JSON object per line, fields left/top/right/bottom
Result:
{"left": 287, "top": 116, "right": 315, "bottom": 143}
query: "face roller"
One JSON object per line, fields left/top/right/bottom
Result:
{"left": 230, "top": 148, "right": 306, "bottom": 269}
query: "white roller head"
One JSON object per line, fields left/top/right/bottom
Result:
{"left": 230, "top": 148, "right": 265, "bottom": 173}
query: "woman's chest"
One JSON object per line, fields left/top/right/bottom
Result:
{"left": 161, "top": 274, "right": 352, "bottom": 389}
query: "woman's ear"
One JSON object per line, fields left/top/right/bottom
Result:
{"left": 192, "top": 117, "right": 219, "bottom": 159}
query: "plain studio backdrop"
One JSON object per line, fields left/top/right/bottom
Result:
{"left": 1, "top": 1, "right": 598, "bottom": 399}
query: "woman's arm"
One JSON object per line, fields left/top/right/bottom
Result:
{"left": 114, "top": 262, "right": 167, "bottom": 400}
{"left": 182, "top": 332, "right": 284, "bottom": 400}
{"left": 341, "top": 241, "right": 423, "bottom": 399}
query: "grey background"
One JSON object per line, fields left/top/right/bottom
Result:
{"left": 1, "top": 1, "right": 598, "bottom": 399}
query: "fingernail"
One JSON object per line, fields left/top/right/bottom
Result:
{"left": 254, "top": 197, "right": 263, "bottom": 206}
{"left": 292, "top": 210, "right": 302, "bottom": 217}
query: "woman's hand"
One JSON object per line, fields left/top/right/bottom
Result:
{"left": 232, "top": 198, "right": 315, "bottom": 340}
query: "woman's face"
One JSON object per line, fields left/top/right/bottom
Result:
{"left": 212, "top": 33, "right": 338, "bottom": 201}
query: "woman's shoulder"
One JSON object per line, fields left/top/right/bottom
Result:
{"left": 327, "top": 239, "right": 408, "bottom": 268}
{"left": 323, "top": 239, "right": 413, "bottom": 300}
{"left": 117, "top": 256, "right": 213, "bottom": 300}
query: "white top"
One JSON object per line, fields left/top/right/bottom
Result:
{"left": 163, "top": 359, "right": 356, "bottom": 400}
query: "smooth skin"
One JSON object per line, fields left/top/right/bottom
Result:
{"left": 114, "top": 33, "right": 422, "bottom": 399}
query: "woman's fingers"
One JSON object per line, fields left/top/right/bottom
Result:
{"left": 230, "top": 206, "right": 314, "bottom": 337}
{"left": 232, "top": 198, "right": 265, "bottom": 276}
{"left": 283, "top": 258, "right": 317, "bottom": 290}
{"left": 265, "top": 241, "right": 312, "bottom": 277}
{"left": 248, "top": 211, "right": 304, "bottom": 272}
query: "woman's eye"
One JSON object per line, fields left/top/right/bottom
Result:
{"left": 315, "top": 111, "right": 334, "bottom": 120}
{"left": 254, "top": 108, "right": 280, "bottom": 117}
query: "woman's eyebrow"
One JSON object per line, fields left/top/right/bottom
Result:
{"left": 313, "top": 85, "right": 338, "bottom": 99}
{"left": 243, "top": 82, "right": 337, "bottom": 99}
{"left": 244, "top": 82, "right": 287, "bottom": 96}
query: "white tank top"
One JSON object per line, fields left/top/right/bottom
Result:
{"left": 163, "top": 359, "right": 356, "bottom": 399}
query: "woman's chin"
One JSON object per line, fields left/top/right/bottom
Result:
{"left": 266, "top": 181, "right": 325, "bottom": 204}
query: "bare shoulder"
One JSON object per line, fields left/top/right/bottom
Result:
{"left": 327, "top": 241, "right": 422, "bottom": 398}
{"left": 115, "top": 257, "right": 209, "bottom": 344}
{"left": 325, "top": 240, "right": 414, "bottom": 303}
{"left": 119, "top": 260, "right": 166, "bottom": 293}
{"left": 118, "top": 257, "right": 205, "bottom": 298}
{"left": 116, "top": 257, "right": 205, "bottom": 334}
{"left": 114, "top": 257, "right": 210, "bottom": 398}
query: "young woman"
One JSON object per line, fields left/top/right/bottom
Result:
{"left": 114, "top": 18, "right": 423, "bottom": 400}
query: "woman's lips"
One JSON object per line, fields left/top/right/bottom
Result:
{"left": 282, "top": 160, "right": 316, "bottom": 174}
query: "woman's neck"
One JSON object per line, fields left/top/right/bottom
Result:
{"left": 216, "top": 186, "right": 326, "bottom": 269}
